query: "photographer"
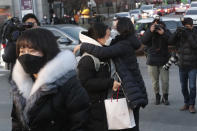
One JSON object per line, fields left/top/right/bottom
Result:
{"left": 169, "top": 17, "right": 197, "bottom": 113}
{"left": 2, "top": 14, "right": 39, "bottom": 81}
{"left": 141, "top": 18, "right": 171, "bottom": 105}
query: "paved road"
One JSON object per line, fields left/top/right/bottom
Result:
{"left": 0, "top": 56, "right": 197, "bottom": 131}
{"left": 137, "top": 57, "right": 197, "bottom": 131}
{"left": 0, "top": 67, "right": 11, "bottom": 131}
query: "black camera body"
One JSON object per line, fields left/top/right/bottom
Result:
{"left": 1, "top": 17, "right": 33, "bottom": 43}
{"left": 154, "top": 24, "right": 162, "bottom": 32}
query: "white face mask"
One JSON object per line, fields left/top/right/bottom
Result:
{"left": 111, "top": 29, "right": 120, "bottom": 39}
{"left": 105, "top": 37, "right": 112, "bottom": 46}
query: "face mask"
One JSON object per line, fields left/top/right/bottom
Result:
{"left": 18, "top": 54, "right": 45, "bottom": 74}
{"left": 105, "top": 37, "right": 112, "bottom": 46}
{"left": 111, "top": 29, "right": 120, "bottom": 39}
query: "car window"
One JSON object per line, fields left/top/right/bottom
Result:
{"left": 61, "top": 27, "right": 85, "bottom": 40}
{"left": 191, "top": 3, "right": 197, "bottom": 7}
{"left": 130, "top": 10, "right": 139, "bottom": 14}
{"left": 50, "top": 29, "right": 64, "bottom": 38}
{"left": 163, "top": 21, "right": 182, "bottom": 30}
{"left": 141, "top": 6, "right": 153, "bottom": 10}
{"left": 135, "top": 23, "right": 151, "bottom": 33}
{"left": 135, "top": 21, "right": 182, "bottom": 33}
{"left": 116, "top": 13, "right": 129, "bottom": 17}
{"left": 186, "top": 10, "right": 197, "bottom": 15}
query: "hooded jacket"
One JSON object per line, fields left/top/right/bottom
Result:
{"left": 77, "top": 32, "right": 114, "bottom": 131}
{"left": 141, "top": 25, "right": 171, "bottom": 66}
{"left": 169, "top": 27, "right": 197, "bottom": 69}
{"left": 11, "top": 50, "right": 90, "bottom": 131}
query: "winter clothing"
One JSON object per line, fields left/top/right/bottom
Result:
{"left": 141, "top": 28, "right": 171, "bottom": 66}
{"left": 169, "top": 28, "right": 197, "bottom": 69}
{"left": 80, "top": 33, "right": 148, "bottom": 109}
{"left": 141, "top": 25, "right": 171, "bottom": 104}
{"left": 179, "top": 68, "right": 197, "bottom": 106}
{"left": 11, "top": 50, "right": 90, "bottom": 131}
{"left": 147, "top": 65, "right": 169, "bottom": 95}
{"left": 169, "top": 27, "right": 197, "bottom": 108}
{"left": 77, "top": 33, "right": 114, "bottom": 131}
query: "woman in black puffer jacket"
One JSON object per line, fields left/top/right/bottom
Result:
{"left": 11, "top": 28, "right": 90, "bottom": 131}
{"left": 79, "top": 17, "right": 148, "bottom": 131}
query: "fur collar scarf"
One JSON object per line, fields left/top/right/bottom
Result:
{"left": 12, "top": 50, "right": 77, "bottom": 99}
{"left": 79, "top": 31, "right": 102, "bottom": 47}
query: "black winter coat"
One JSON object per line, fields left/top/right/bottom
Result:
{"left": 11, "top": 51, "right": 90, "bottom": 131}
{"left": 141, "top": 28, "right": 171, "bottom": 66}
{"left": 77, "top": 33, "right": 114, "bottom": 131}
{"left": 78, "top": 54, "right": 113, "bottom": 131}
{"left": 169, "top": 28, "right": 197, "bottom": 69}
{"left": 80, "top": 34, "right": 148, "bottom": 109}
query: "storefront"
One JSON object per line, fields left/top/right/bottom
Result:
{"left": 0, "top": 6, "right": 11, "bottom": 25}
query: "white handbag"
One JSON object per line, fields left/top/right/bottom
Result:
{"left": 104, "top": 89, "right": 136, "bottom": 130}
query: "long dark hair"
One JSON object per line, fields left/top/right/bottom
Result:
{"left": 16, "top": 28, "right": 60, "bottom": 62}
{"left": 83, "top": 22, "right": 109, "bottom": 40}
{"left": 117, "top": 17, "right": 135, "bottom": 37}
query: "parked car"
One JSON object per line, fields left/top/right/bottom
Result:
{"left": 129, "top": 9, "right": 143, "bottom": 21}
{"left": 135, "top": 17, "right": 182, "bottom": 36}
{"left": 190, "top": 1, "right": 197, "bottom": 8}
{"left": 156, "top": 6, "right": 165, "bottom": 16}
{"left": 114, "top": 12, "right": 131, "bottom": 19}
{"left": 175, "top": 3, "right": 187, "bottom": 14}
{"left": 184, "top": 8, "right": 197, "bottom": 25}
{"left": 140, "top": 4, "right": 156, "bottom": 17}
{"left": 42, "top": 24, "right": 87, "bottom": 51}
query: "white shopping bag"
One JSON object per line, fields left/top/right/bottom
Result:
{"left": 104, "top": 98, "right": 136, "bottom": 130}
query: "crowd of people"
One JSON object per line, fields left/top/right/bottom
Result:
{"left": 1, "top": 12, "right": 197, "bottom": 131}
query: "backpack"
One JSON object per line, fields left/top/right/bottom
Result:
{"left": 76, "top": 52, "right": 104, "bottom": 72}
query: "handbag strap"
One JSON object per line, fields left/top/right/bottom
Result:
{"left": 111, "top": 86, "right": 120, "bottom": 102}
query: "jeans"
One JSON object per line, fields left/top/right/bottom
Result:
{"left": 179, "top": 68, "right": 197, "bottom": 105}
{"left": 148, "top": 65, "right": 169, "bottom": 95}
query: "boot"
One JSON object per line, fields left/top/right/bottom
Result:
{"left": 189, "top": 105, "right": 196, "bottom": 113}
{"left": 180, "top": 104, "right": 189, "bottom": 111}
{"left": 161, "top": 94, "right": 170, "bottom": 105}
{"left": 155, "top": 93, "right": 161, "bottom": 105}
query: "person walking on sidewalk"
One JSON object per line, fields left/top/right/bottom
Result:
{"left": 141, "top": 18, "right": 171, "bottom": 105}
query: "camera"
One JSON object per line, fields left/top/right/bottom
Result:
{"left": 1, "top": 17, "right": 33, "bottom": 43}
{"left": 163, "top": 52, "right": 178, "bottom": 70}
{"left": 154, "top": 24, "right": 162, "bottom": 32}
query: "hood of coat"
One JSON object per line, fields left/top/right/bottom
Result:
{"left": 12, "top": 50, "right": 77, "bottom": 100}
{"left": 79, "top": 31, "right": 102, "bottom": 47}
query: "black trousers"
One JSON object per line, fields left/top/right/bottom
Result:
{"left": 110, "top": 107, "right": 140, "bottom": 131}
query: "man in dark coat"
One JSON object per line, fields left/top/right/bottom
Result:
{"left": 141, "top": 18, "right": 171, "bottom": 105}
{"left": 169, "top": 17, "right": 197, "bottom": 113}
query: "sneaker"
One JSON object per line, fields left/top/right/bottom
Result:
{"left": 180, "top": 104, "right": 189, "bottom": 111}
{"left": 189, "top": 105, "right": 196, "bottom": 113}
